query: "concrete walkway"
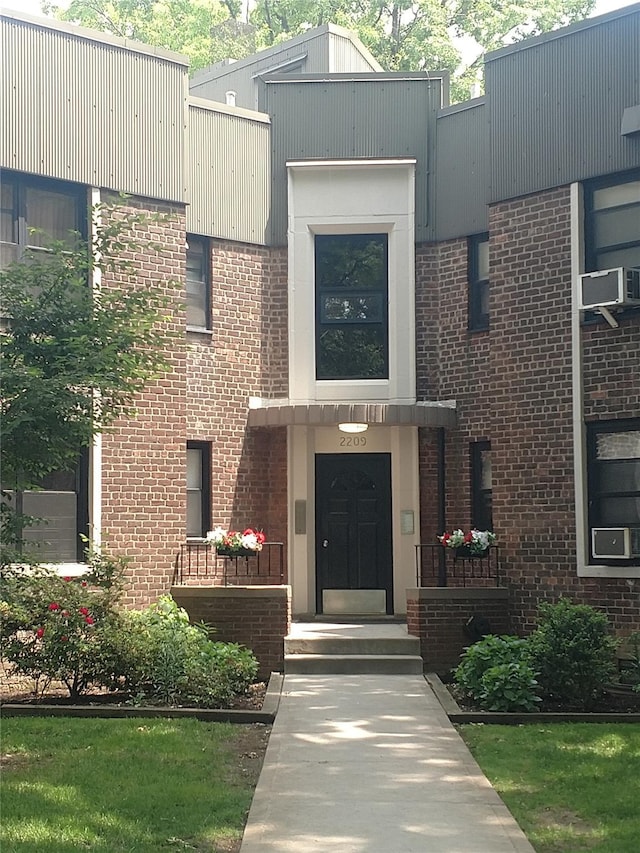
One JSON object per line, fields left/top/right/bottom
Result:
{"left": 240, "top": 670, "right": 535, "bottom": 852}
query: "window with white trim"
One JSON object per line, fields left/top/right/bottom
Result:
{"left": 1, "top": 171, "right": 89, "bottom": 563}
{"left": 315, "top": 233, "right": 388, "bottom": 379}
{"left": 587, "top": 420, "right": 640, "bottom": 565}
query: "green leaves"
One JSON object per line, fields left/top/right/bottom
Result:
{"left": 0, "top": 202, "right": 174, "bottom": 492}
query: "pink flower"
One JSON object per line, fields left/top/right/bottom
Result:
{"left": 36, "top": 627, "right": 45, "bottom": 639}
{"left": 61, "top": 610, "right": 69, "bottom": 618}
{"left": 48, "top": 602, "right": 61, "bottom": 611}
{"left": 63, "top": 576, "right": 72, "bottom": 582}
{"left": 79, "top": 607, "right": 90, "bottom": 616}
{"left": 84, "top": 616, "right": 94, "bottom": 625}
{"left": 60, "top": 635, "right": 68, "bottom": 642}
{"left": 81, "top": 581, "right": 87, "bottom": 588}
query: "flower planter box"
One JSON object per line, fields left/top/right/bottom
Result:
{"left": 454, "top": 545, "right": 490, "bottom": 559}
{"left": 216, "top": 547, "right": 257, "bottom": 558}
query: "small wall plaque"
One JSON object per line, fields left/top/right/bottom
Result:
{"left": 294, "top": 500, "right": 307, "bottom": 534}
{"left": 400, "top": 510, "right": 415, "bottom": 535}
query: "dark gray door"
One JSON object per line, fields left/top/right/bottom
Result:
{"left": 315, "top": 453, "right": 393, "bottom": 614}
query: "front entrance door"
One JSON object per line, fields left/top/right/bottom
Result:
{"left": 315, "top": 453, "right": 393, "bottom": 614}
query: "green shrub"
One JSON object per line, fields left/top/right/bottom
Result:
{"left": 117, "top": 596, "right": 258, "bottom": 708}
{"left": 454, "top": 634, "right": 530, "bottom": 694}
{"left": 454, "top": 634, "right": 539, "bottom": 711}
{"left": 477, "top": 661, "right": 541, "bottom": 712}
{"left": 528, "top": 598, "right": 617, "bottom": 709}
{"left": 0, "top": 548, "right": 128, "bottom": 698}
{"left": 619, "top": 633, "right": 640, "bottom": 693}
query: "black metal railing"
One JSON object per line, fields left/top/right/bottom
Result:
{"left": 415, "top": 544, "right": 500, "bottom": 588}
{"left": 173, "top": 541, "right": 285, "bottom": 585}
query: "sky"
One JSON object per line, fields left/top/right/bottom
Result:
{"left": 2, "top": 0, "right": 639, "bottom": 22}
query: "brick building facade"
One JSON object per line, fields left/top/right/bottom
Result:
{"left": 2, "top": 7, "right": 639, "bottom": 641}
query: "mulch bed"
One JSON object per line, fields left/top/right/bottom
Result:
{"left": 0, "top": 665, "right": 267, "bottom": 711}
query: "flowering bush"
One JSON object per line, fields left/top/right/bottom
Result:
{"left": 206, "top": 526, "right": 266, "bottom": 554}
{"left": 0, "top": 547, "right": 128, "bottom": 698}
{"left": 438, "top": 529, "right": 496, "bottom": 555}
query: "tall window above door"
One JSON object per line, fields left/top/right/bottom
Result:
{"left": 468, "top": 233, "right": 489, "bottom": 331}
{"left": 584, "top": 171, "right": 640, "bottom": 272}
{"left": 315, "top": 233, "right": 388, "bottom": 380}
{"left": 186, "top": 235, "right": 211, "bottom": 330}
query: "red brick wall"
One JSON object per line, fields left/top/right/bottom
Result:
{"left": 407, "top": 588, "right": 510, "bottom": 673}
{"left": 171, "top": 586, "right": 292, "bottom": 679}
{"left": 415, "top": 185, "right": 640, "bottom": 637}
{"left": 185, "top": 240, "right": 289, "bottom": 582}
{"left": 100, "top": 196, "right": 187, "bottom": 607}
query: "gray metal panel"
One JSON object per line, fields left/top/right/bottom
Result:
{"left": 435, "top": 100, "right": 488, "bottom": 240}
{"left": 487, "top": 7, "right": 640, "bottom": 202}
{"left": 187, "top": 102, "right": 270, "bottom": 244}
{"left": 188, "top": 25, "right": 381, "bottom": 110}
{"left": 1, "top": 13, "right": 187, "bottom": 202}
{"left": 328, "top": 32, "right": 383, "bottom": 73}
{"left": 265, "top": 76, "right": 442, "bottom": 244}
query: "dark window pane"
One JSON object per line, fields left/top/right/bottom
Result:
{"left": 321, "top": 293, "right": 384, "bottom": 323}
{"left": 317, "top": 326, "right": 386, "bottom": 379}
{"left": 599, "top": 497, "right": 640, "bottom": 526}
{"left": 586, "top": 173, "right": 640, "bottom": 273}
{"left": 1, "top": 181, "right": 15, "bottom": 244}
{"left": 593, "top": 207, "right": 640, "bottom": 250}
{"left": 596, "top": 461, "right": 640, "bottom": 494}
{"left": 186, "top": 236, "right": 209, "bottom": 328}
{"left": 595, "top": 246, "right": 640, "bottom": 270}
{"left": 316, "top": 234, "right": 387, "bottom": 290}
{"left": 186, "top": 442, "right": 210, "bottom": 537}
{"left": 468, "top": 234, "right": 489, "bottom": 331}
{"left": 315, "top": 234, "right": 388, "bottom": 380}
{"left": 26, "top": 186, "right": 80, "bottom": 248}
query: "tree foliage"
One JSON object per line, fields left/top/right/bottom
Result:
{"left": 0, "top": 201, "right": 175, "bottom": 493}
{"left": 44, "top": 0, "right": 596, "bottom": 99}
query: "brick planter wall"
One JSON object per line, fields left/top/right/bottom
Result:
{"left": 406, "top": 587, "right": 510, "bottom": 674}
{"left": 171, "top": 585, "right": 291, "bottom": 679}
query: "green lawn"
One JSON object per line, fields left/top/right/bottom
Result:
{"left": 459, "top": 723, "right": 640, "bottom": 853}
{"left": 1, "top": 717, "right": 262, "bottom": 853}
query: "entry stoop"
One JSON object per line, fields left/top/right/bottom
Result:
{"left": 284, "top": 621, "right": 423, "bottom": 675}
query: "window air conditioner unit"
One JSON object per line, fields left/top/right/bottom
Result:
{"left": 591, "top": 527, "right": 636, "bottom": 559}
{"left": 579, "top": 267, "right": 640, "bottom": 310}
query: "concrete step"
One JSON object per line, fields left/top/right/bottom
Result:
{"left": 284, "top": 635, "right": 421, "bottom": 657}
{"left": 284, "top": 654, "right": 424, "bottom": 675}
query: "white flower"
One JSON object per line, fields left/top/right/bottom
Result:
{"left": 206, "top": 527, "right": 226, "bottom": 545}
{"left": 241, "top": 531, "right": 259, "bottom": 550}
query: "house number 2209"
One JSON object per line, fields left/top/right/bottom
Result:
{"left": 339, "top": 436, "right": 367, "bottom": 447}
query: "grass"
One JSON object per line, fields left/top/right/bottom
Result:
{"left": 0, "top": 716, "right": 265, "bottom": 853}
{"left": 459, "top": 723, "right": 640, "bottom": 853}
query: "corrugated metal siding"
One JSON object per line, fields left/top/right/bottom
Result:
{"left": 188, "top": 28, "right": 381, "bottom": 110}
{"left": 435, "top": 101, "right": 488, "bottom": 240}
{"left": 328, "top": 33, "right": 382, "bottom": 73}
{"left": 2, "top": 15, "right": 187, "bottom": 202}
{"left": 187, "top": 103, "right": 270, "bottom": 244}
{"left": 487, "top": 10, "right": 640, "bottom": 202}
{"left": 265, "top": 78, "right": 440, "bottom": 244}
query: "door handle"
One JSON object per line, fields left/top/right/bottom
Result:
{"left": 322, "top": 539, "right": 329, "bottom": 548}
